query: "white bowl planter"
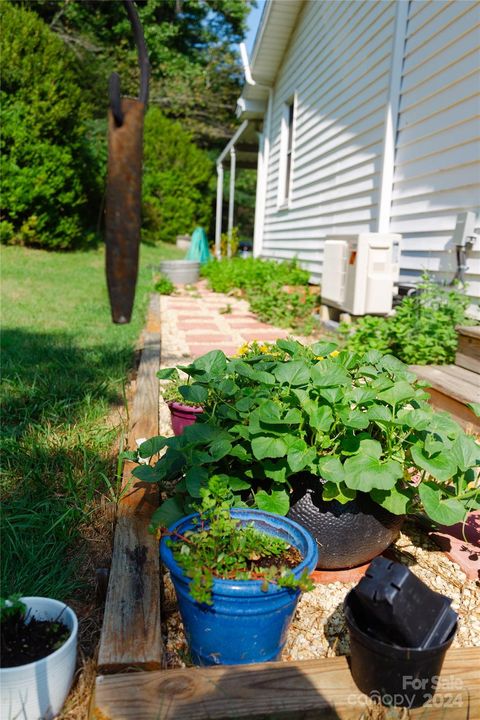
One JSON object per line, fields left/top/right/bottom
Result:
{"left": 1, "top": 597, "right": 78, "bottom": 720}
{"left": 159, "top": 260, "right": 200, "bottom": 284}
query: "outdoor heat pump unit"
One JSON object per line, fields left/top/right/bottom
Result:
{"left": 321, "top": 233, "right": 401, "bottom": 316}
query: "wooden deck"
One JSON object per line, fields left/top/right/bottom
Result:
{"left": 411, "top": 326, "right": 480, "bottom": 431}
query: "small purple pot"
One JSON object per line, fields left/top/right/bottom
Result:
{"left": 168, "top": 402, "right": 204, "bottom": 436}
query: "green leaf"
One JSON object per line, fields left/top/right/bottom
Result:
{"left": 286, "top": 439, "right": 317, "bottom": 473}
{"left": 344, "top": 455, "right": 403, "bottom": 491}
{"left": 274, "top": 360, "right": 310, "bottom": 386}
{"left": 317, "top": 456, "right": 345, "bottom": 484}
{"left": 227, "top": 477, "right": 251, "bottom": 491}
{"left": 149, "top": 496, "right": 185, "bottom": 530}
{"left": 182, "top": 423, "right": 218, "bottom": 444}
{"left": 251, "top": 436, "right": 288, "bottom": 460}
{"left": 236, "top": 397, "right": 256, "bottom": 412}
{"left": 137, "top": 435, "right": 169, "bottom": 458}
{"left": 229, "top": 444, "right": 250, "bottom": 461}
{"left": 410, "top": 443, "right": 457, "bottom": 481}
{"left": 231, "top": 360, "right": 275, "bottom": 385}
{"left": 371, "top": 487, "right": 412, "bottom": 515}
{"left": 363, "top": 350, "right": 383, "bottom": 364}
{"left": 156, "top": 367, "right": 177, "bottom": 380}
{"left": 337, "top": 407, "right": 369, "bottom": 430}
{"left": 255, "top": 489, "right": 290, "bottom": 515}
{"left": 450, "top": 434, "right": 480, "bottom": 472}
{"left": 418, "top": 483, "right": 467, "bottom": 525}
{"left": 185, "top": 467, "right": 208, "bottom": 497}
{"left": 428, "top": 412, "right": 462, "bottom": 439}
{"left": 283, "top": 408, "right": 303, "bottom": 424}
{"left": 311, "top": 363, "right": 350, "bottom": 387}
{"left": 310, "top": 341, "right": 338, "bottom": 356}
{"left": 263, "top": 459, "right": 289, "bottom": 483}
{"left": 318, "top": 387, "right": 343, "bottom": 404}
{"left": 208, "top": 438, "right": 233, "bottom": 461}
{"left": 190, "top": 349, "right": 227, "bottom": 378}
{"left": 377, "top": 381, "right": 416, "bottom": 407}
{"left": 350, "top": 386, "right": 377, "bottom": 405}
{"left": 367, "top": 405, "right": 393, "bottom": 423}
{"left": 395, "top": 408, "right": 432, "bottom": 430}
{"left": 308, "top": 404, "right": 333, "bottom": 433}
{"left": 179, "top": 384, "right": 208, "bottom": 404}
{"left": 467, "top": 402, "right": 480, "bottom": 418}
{"left": 217, "top": 378, "right": 238, "bottom": 396}
{"left": 275, "top": 338, "right": 302, "bottom": 355}
{"left": 119, "top": 450, "right": 138, "bottom": 462}
{"left": 131, "top": 464, "right": 160, "bottom": 482}
{"left": 322, "top": 481, "right": 356, "bottom": 504}
{"left": 357, "top": 364, "right": 380, "bottom": 377}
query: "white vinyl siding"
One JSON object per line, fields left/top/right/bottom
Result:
{"left": 261, "top": 0, "right": 395, "bottom": 283}
{"left": 257, "top": 0, "right": 480, "bottom": 298}
{"left": 390, "top": 0, "right": 480, "bottom": 297}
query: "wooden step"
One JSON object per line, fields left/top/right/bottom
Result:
{"left": 456, "top": 325, "right": 480, "bottom": 374}
{"left": 93, "top": 647, "right": 480, "bottom": 720}
{"left": 410, "top": 364, "right": 480, "bottom": 431}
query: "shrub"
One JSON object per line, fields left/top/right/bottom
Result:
{"left": 341, "top": 275, "right": 472, "bottom": 365}
{"left": 200, "top": 257, "right": 316, "bottom": 331}
{"left": 153, "top": 274, "right": 175, "bottom": 296}
{"left": 0, "top": 3, "right": 100, "bottom": 250}
{"left": 142, "top": 108, "right": 214, "bottom": 244}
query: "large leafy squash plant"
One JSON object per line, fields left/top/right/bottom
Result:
{"left": 130, "top": 340, "right": 479, "bottom": 531}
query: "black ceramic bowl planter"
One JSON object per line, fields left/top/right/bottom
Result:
{"left": 287, "top": 477, "right": 404, "bottom": 569}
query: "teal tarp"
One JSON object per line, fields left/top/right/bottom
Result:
{"left": 186, "top": 227, "right": 211, "bottom": 264}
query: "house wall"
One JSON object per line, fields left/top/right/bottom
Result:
{"left": 258, "top": 0, "right": 480, "bottom": 297}
{"left": 390, "top": 0, "right": 480, "bottom": 296}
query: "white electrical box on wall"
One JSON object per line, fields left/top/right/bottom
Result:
{"left": 321, "top": 233, "right": 401, "bottom": 316}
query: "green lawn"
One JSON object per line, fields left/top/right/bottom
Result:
{"left": 0, "top": 242, "right": 182, "bottom": 599}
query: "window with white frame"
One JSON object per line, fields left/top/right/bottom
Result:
{"left": 278, "top": 97, "right": 295, "bottom": 206}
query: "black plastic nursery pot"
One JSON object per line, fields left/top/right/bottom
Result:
{"left": 344, "top": 590, "right": 457, "bottom": 709}
{"left": 288, "top": 480, "right": 404, "bottom": 569}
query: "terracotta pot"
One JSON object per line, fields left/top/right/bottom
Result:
{"left": 288, "top": 478, "right": 404, "bottom": 570}
{"left": 168, "top": 401, "right": 203, "bottom": 436}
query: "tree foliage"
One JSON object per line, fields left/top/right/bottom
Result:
{"left": 2, "top": 1, "right": 254, "bottom": 250}
{"left": 142, "top": 108, "right": 214, "bottom": 243}
{"left": 24, "top": 0, "right": 253, "bottom": 146}
{"left": 0, "top": 2, "right": 100, "bottom": 249}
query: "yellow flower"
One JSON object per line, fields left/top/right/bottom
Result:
{"left": 234, "top": 342, "right": 249, "bottom": 357}
{"left": 315, "top": 355, "right": 325, "bottom": 360}
{"left": 330, "top": 350, "right": 340, "bottom": 357}
{"left": 259, "top": 344, "right": 269, "bottom": 353}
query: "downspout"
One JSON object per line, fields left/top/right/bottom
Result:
{"left": 239, "top": 42, "right": 272, "bottom": 259}
{"left": 215, "top": 163, "right": 224, "bottom": 259}
{"left": 227, "top": 147, "right": 236, "bottom": 258}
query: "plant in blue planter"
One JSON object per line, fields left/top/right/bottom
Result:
{"left": 160, "top": 476, "right": 318, "bottom": 665}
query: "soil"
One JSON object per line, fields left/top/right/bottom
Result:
{"left": 245, "top": 546, "right": 303, "bottom": 572}
{"left": 1, "top": 612, "right": 70, "bottom": 668}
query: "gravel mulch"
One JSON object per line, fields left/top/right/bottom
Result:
{"left": 161, "top": 520, "right": 480, "bottom": 669}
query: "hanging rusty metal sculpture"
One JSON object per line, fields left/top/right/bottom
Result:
{"left": 105, "top": 0, "right": 149, "bottom": 323}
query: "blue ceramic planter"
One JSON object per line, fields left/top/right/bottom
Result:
{"left": 160, "top": 509, "right": 318, "bottom": 666}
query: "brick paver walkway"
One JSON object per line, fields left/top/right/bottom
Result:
{"left": 160, "top": 280, "right": 293, "bottom": 365}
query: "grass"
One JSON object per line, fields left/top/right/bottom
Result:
{"left": 0, "top": 242, "right": 183, "bottom": 600}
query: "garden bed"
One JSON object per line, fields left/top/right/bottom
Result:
{"left": 161, "top": 521, "right": 480, "bottom": 669}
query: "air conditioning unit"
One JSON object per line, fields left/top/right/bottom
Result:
{"left": 321, "top": 233, "right": 401, "bottom": 316}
